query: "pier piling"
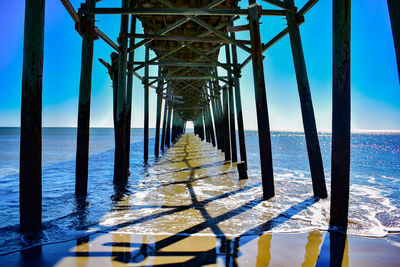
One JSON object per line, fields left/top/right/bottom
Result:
{"left": 248, "top": 1, "right": 274, "bottom": 199}
{"left": 144, "top": 46, "right": 149, "bottom": 162}
{"left": 154, "top": 68, "right": 163, "bottom": 158}
{"left": 330, "top": 0, "right": 351, "bottom": 228}
{"left": 230, "top": 31, "right": 247, "bottom": 168}
{"left": 225, "top": 45, "right": 238, "bottom": 163}
{"left": 222, "top": 86, "right": 231, "bottom": 161}
{"left": 285, "top": 0, "right": 328, "bottom": 199}
{"left": 125, "top": 16, "right": 136, "bottom": 168}
{"left": 114, "top": 0, "right": 130, "bottom": 183}
{"left": 76, "top": 0, "right": 96, "bottom": 196}
{"left": 20, "top": 0, "right": 45, "bottom": 232}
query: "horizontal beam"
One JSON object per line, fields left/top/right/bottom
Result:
{"left": 174, "top": 106, "right": 204, "bottom": 110}
{"left": 83, "top": 8, "right": 286, "bottom": 16}
{"left": 148, "top": 76, "right": 228, "bottom": 80}
{"left": 133, "top": 61, "right": 234, "bottom": 68}
{"left": 124, "top": 33, "right": 251, "bottom": 45}
{"left": 159, "top": 92, "right": 184, "bottom": 99}
{"left": 164, "top": 97, "right": 184, "bottom": 104}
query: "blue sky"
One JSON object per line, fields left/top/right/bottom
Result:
{"left": 0, "top": 0, "right": 399, "bottom": 130}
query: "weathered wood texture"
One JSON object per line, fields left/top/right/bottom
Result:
{"left": 144, "top": 46, "right": 150, "bottom": 162}
{"left": 20, "top": 0, "right": 45, "bottom": 232}
{"left": 248, "top": 3, "right": 274, "bottom": 199}
{"left": 230, "top": 32, "right": 247, "bottom": 168}
{"left": 222, "top": 87, "right": 231, "bottom": 161}
{"left": 125, "top": 16, "right": 136, "bottom": 167}
{"left": 76, "top": 0, "right": 96, "bottom": 196}
{"left": 154, "top": 68, "right": 163, "bottom": 158}
{"left": 225, "top": 44, "right": 237, "bottom": 162}
{"left": 331, "top": 0, "right": 351, "bottom": 228}
{"left": 285, "top": 0, "right": 327, "bottom": 198}
{"left": 114, "top": 0, "right": 130, "bottom": 183}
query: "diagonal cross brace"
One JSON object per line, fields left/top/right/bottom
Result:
{"left": 127, "top": 0, "right": 226, "bottom": 54}
{"left": 157, "top": 0, "right": 252, "bottom": 53}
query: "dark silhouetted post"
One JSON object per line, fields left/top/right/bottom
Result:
{"left": 144, "top": 46, "right": 149, "bottom": 162}
{"left": 155, "top": 68, "right": 163, "bottom": 158}
{"left": 111, "top": 53, "right": 119, "bottom": 133}
{"left": 161, "top": 100, "right": 168, "bottom": 152}
{"left": 331, "top": 0, "right": 351, "bottom": 228}
{"left": 114, "top": 0, "right": 130, "bottom": 183}
{"left": 209, "top": 82, "right": 222, "bottom": 149}
{"left": 285, "top": 0, "right": 327, "bottom": 198}
{"left": 222, "top": 86, "right": 231, "bottom": 161}
{"left": 230, "top": 34, "right": 247, "bottom": 168}
{"left": 225, "top": 45, "right": 237, "bottom": 162}
{"left": 76, "top": 0, "right": 96, "bottom": 196}
{"left": 387, "top": 0, "right": 400, "bottom": 81}
{"left": 20, "top": 0, "right": 45, "bottom": 232}
{"left": 248, "top": 2, "right": 274, "bottom": 199}
{"left": 125, "top": 16, "right": 136, "bottom": 168}
{"left": 166, "top": 104, "right": 172, "bottom": 148}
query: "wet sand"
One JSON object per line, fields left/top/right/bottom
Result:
{"left": 0, "top": 231, "right": 399, "bottom": 266}
{"left": 1, "top": 134, "right": 399, "bottom": 266}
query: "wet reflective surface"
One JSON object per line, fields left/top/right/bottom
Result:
{"left": 1, "top": 231, "right": 399, "bottom": 266}
{"left": 0, "top": 134, "right": 399, "bottom": 266}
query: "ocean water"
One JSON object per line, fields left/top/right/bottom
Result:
{"left": 0, "top": 128, "right": 399, "bottom": 254}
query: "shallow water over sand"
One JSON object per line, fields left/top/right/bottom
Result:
{"left": 0, "top": 129, "right": 399, "bottom": 255}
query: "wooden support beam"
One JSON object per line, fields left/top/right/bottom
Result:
{"left": 331, "top": 0, "right": 351, "bottom": 229}
{"left": 165, "top": 105, "right": 172, "bottom": 148}
{"left": 157, "top": 0, "right": 252, "bottom": 53}
{"left": 61, "top": 0, "right": 80, "bottom": 23}
{"left": 160, "top": 95, "right": 168, "bottom": 152}
{"left": 298, "top": 0, "right": 319, "bottom": 16}
{"left": 110, "top": 52, "right": 119, "bottom": 142}
{"left": 94, "top": 27, "right": 118, "bottom": 51}
{"left": 126, "top": 0, "right": 226, "bottom": 53}
{"left": 209, "top": 82, "right": 221, "bottom": 150}
{"left": 85, "top": 7, "right": 286, "bottom": 16}
{"left": 222, "top": 86, "right": 231, "bottom": 161}
{"left": 76, "top": 0, "right": 96, "bottom": 196}
{"left": 261, "top": 0, "right": 297, "bottom": 13}
{"left": 148, "top": 76, "right": 229, "bottom": 80}
{"left": 248, "top": 2, "right": 274, "bottom": 200}
{"left": 133, "top": 61, "right": 233, "bottom": 68}
{"left": 144, "top": 46, "right": 150, "bottom": 162}
{"left": 205, "top": 98, "right": 216, "bottom": 146}
{"left": 214, "top": 81, "right": 225, "bottom": 152}
{"left": 387, "top": 0, "right": 400, "bottom": 82}
{"left": 155, "top": 68, "right": 163, "bottom": 158}
{"left": 125, "top": 16, "right": 136, "bottom": 169}
{"left": 225, "top": 45, "right": 238, "bottom": 162}
{"left": 124, "top": 33, "right": 252, "bottom": 45}
{"left": 285, "top": 0, "right": 327, "bottom": 198}
{"left": 114, "top": 0, "right": 129, "bottom": 183}
{"left": 20, "top": 0, "right": 45, "bottom": 232}
{"left": 239, "top": 0, "right": 318, "bottom": 70}
{"left": 133, "top": 22, "right": 231, "bottom": 72}
{"left": 231, "top": 30, "right": 248, "bottom": 168}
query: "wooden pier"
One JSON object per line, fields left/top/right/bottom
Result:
{"left": 19, "top": 0, "right": 399, "bottom": 246}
